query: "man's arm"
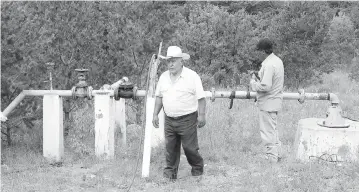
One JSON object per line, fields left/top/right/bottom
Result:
{"left": 197, "top": 97, "right": 206, "bottom": 127}
{"left": 250, "top": 65, "right": 274, "bottom": 92}
{"left": 194, "top": 73, "right": 206, "bottom": 128}
{"left": 153, "top": 74, "right": 163, "bottom": 128}
{"left": 198, "top": 98, "right": 206, "bottom": 115}
{"left": 153, "top": 96, "right": 163, "bottom": 116}
{"left": 152, "top": 96, "right": 163, "bottom": 128}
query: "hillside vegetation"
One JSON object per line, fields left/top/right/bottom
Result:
{"left": 1, "top": 1, "right": 359, "bottom": 191}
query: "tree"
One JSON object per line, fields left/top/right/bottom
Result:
{"left": 1, "top": 1, "right": 182, "bottom": 144}
{"left": 169, "top": 2, "right": 261, "bottom": 88}
{"left": 264, "top": 1, "right": 333, "bottom": 88}
{"left": 322, "top": 14, "right": 356, "bottom": 70}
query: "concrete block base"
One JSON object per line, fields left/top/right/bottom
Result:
{"left": 294, "top": 118, "right": 359, "bottom": 162}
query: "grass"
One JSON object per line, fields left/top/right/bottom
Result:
{"left": 2, "top": 70, "right": 359, "bottom": 192}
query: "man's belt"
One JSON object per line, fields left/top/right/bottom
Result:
{"left": 166, "top": 111, "right": 197, "bottom": 120}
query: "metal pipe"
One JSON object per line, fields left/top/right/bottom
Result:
{"left": 329, "top": 93, "right": 339, "bottom": 105}
{"left": 1, "top": 89, "right": 338, "bottom": 118}
{"left": 14, "top": 90, "right": 334, "bottom": 102}
{"left": 203, "top": 91, "right": 331, "bottom": 101}
{"left": 2, "top": 92, "right": 26, "bottom": 117}
{"left": 204, "top": 91, "right": 256, "bottom": 99}
{"left": 4, "top": 90, "right": 337, "bottom": 101}
{"left": 22, "top": 90, "right": 73, "bottom": 96}
{"left": 20, "top": 90, "right": 117, "bottom": 97}
{"left": 110, "top": 77, "right": 129, "bottom": 90}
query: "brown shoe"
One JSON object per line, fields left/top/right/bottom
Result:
{"left": 192, "top": 171, "right": 203, "bottom": 176}
{"left": 163, "top": 172, "right": 177, "bottom": 180}
{"left": 191, "top": 167, "right": 204, "bottom": 176}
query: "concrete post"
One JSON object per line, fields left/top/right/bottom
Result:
{"left": 142, "top": 42, "right": 163, "bottom": 177}
{"left": 43, "top": 95, "right": 64, "bottom": 162}
{"left": 94, "top": 91, "right": 115, "bottom": 159}
{"left": 115, "top": 98, "right": 127, "bottom": 146}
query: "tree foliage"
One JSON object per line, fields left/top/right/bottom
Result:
{"left": 2, "top": 1, "right": 359, "bottom": 145}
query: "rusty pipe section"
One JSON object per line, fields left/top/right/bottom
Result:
{"left": 2, "top": 92, "right": 26, "bottom": 117}
{"left": 110, "top": 77, "right": 129, "bottom": 90}
{"left": 1, "top": 89, "right": 339, "bottom": 118}
{"left": 203, "top": 91, "right": 336, "bottom": 104}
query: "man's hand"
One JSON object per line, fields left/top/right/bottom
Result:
{"left": 250, "top": 75, "right": 257, "bottom": 92}
{"left": 152, "top": 115, "right": 159, "bottom": 128}
{"left": 197, "top": 114, "right": 206, "bottom": 128}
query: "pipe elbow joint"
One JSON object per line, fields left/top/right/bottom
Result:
{"left": 329, "top": 93, "right": 339, "bottom": 105}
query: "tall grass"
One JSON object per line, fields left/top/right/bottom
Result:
{"left": 198, "top": 70, "right": 359, "bottom": 164}
{"left": 2, "top": 70, "right": 359, "bottom": 192}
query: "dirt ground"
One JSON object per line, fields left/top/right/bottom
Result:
{"left": 2, "top": 150, "right": 359, "bottom": 192}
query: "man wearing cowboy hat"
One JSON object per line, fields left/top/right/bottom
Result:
{"left": 153, "top": 46, "right": 206, "bottom": 179}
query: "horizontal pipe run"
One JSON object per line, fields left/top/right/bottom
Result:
{"left": 2, "top": 92, "right": 26, "bottom": 117}
{"left": 2, "top": 90, "right": 337, "bottom": 118}
{"left": 20, "top": 90, "right": 118, "bottom": 97}
{"left": 203, "top": 91, "right": 330, "bottom": 101}
{"left": 22, "top": 90, "right": 73, "bottom": 96}
{"left": 8, "top": 90, "right": 333, "bottom": 101}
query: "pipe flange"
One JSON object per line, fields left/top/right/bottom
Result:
{"left": 211, "top": 88, "right": 216, "bottom": 102}
{"left": 87, "top": 86, "right": 93, "bottom": 100}
{"left": 298, "top": 89, "right": 305, "bottom": 104}
{"left": 132, "top": 86, "right": 138, "bottom": 100}
{"left": 246, "top": 88, "right": 250, "bottom": 99}
{"left": 317, "top": 105, "right": 350, "bottom": 128}
{"left": 229, "top": 90, "right": 235, "bottom": 109}
{"left": 114, "top": 87, "right": 120, "bottom": 101}
{"left": 71, "top": 86, "right": 77, "bottom": 100}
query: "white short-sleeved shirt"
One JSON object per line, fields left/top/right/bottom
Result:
{"left": 155, "top": 67, "right": 205, "bottom": 117}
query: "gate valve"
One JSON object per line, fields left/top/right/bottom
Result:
{"left": 114, "top": 81, "right": 137, "bottom": 101}
{"left": 71, "top": 68, "right": 93, "bottom": 100}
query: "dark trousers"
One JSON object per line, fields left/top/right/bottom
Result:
{"left": 163, "top": 111, "right": 204, "bottom": 179}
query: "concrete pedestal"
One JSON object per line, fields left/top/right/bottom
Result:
{"left": 115, "top": 98, "right": 126, "bottom": 146}
{"left": 294, "top": 118, "right": 359, "bottom": 162}
{"left": 43, "top": 95, "right": 64, "bottom": 162}
{"left": 94, "top": 92, "right": 115, "bottom": 159}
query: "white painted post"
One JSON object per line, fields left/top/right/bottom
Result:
{"left": 142, "top": 42, "right": 163, "bottom": 177}
{"left": 94, "top": 91, "right": 115, "bottom": 159}
{"left": 142, "top": 97, "right": 155, "bottom": 177}
{"left": 43, "top": 95, "right": 64, "bottom": 162}
{"left": 111, "top": 77, "right": 128, "bottom": 147}
{"left": 115, "top": 98, "right": 126, "bottom": 146}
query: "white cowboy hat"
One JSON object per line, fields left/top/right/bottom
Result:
{"left": 159, "top": 46, "right": 190, "bottom": 60}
